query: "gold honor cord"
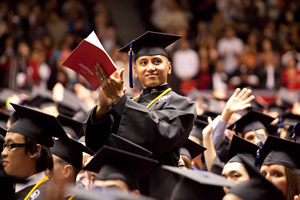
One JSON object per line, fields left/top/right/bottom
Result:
{"left": 68, "top": 194, "right": 76, "bottom": 200}
{"left": 132, "top": 88, "right": 172, "bottom": 109}
{"left": 24, "top": 175, "right": 49, "bottom": 200}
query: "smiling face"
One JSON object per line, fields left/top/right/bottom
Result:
{"left": 134, "top": 55, "right": 171, "bottom": 88}
{"left": 1, "top": 132, "right": 34, "bottom": 178}
{"left": 222, "top": 162, "right": 250, "bottom": 193}
{"left": 260, "top": 164, "right": 287, "bottom": 196}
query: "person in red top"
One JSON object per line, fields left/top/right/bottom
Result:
{"left": 281, "top": 58, "right": 300, "bottom": 89}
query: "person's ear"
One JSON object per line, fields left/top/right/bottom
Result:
{"left": 63, "top": 164, "right": 73, "bottom": 178}
{"left": 167, "top": 61, "right": 172, "bottom": 74}
{"left": 134, "top": 66, "right": 138, "bottom": 78}
{"left": 30, "top": 144, "right": 42, "bottom": 159}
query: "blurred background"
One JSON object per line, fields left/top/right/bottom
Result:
{"left": 0, "top": 0, "right": 300, "bottom": 114}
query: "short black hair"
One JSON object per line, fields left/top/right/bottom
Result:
{"left": 24, "top": 136, "right": 53, "bottom": 173}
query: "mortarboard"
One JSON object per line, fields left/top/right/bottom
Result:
{"left": 279, "top": 87, "right": 299, "bottom": 108}
{"left": 83, "top": 146, "right": 158, "bottom": 190}
{"left": 226, "top": 135, "right": 260, "bottom": 165}
{"left": 190, "top": 117, "right": 208, "bottom": 141}
{"left": 0, "top": 111, "right": 9, "bottom": 129}
{"left": 7, "top": 103, "right": 70, "bottom": 147}
{"left": 259, "top": 135, "right": 300, "bottom": 169}
{"left": 162, "top": 165, "right": 235, "bottom": 200}
{"left": 227, "top": 110, "right": 275, "bottom": 136}
{"left": 57, "top": 114, "right": 84, "bottom": 140}
{"left": 180, "top": 139, "right": 206, "bottom": 160}
{"left": 8, "top": 110, "right": 19, "bottom": 124}
{"left": 268, "top": 103, "right": 286, "bottom": 115}
{"left": 286, "top": 122, "right": 300, "bottom": 142}
{"left": 227, "top": 154, "right": 285, "bottom": 200}
{"left": 266, "top": 124, "right": 279, "bottom": 137}
{"left": 50, "top": 138, "right": 94, "bottom": 169}
{"left": 280, "top": 112, "right": 300, "bottom": 125}
{"left": 118, "top": 31, "right": 181, "bottom": 88}
{"left": 110, "top": 134, "right": 152, "bottom": 157}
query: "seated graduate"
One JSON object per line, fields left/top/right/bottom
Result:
{"left": 1, "top": 103, "right": 70, "bottom": 200}
{"left": 50, "top": 137, "right": 94, "bottom": 199}
{"left": 227, "top": 109, "right": 275, "bottom": 146}
{"left": 221, "top": 135, "right": 260, "bottom": 193}
{"left": 258, "top": 135, "right": 300, "bottom": 200}
{"left": 179, "top": 138, "right": 206, "bottom": 169}
{"left": 223, "top": 154, "right": 286, "bottom": 200}
{"left": 83, "top": 145, "right": 158, "bottom": 196}
{"left": 84, "top": 31, "right": 197, "bottom": 199}
{"left": 162, "top": 165, "right": 235, "bottom": 200}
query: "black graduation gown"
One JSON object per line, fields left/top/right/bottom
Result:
{"left": 84, "top": 84, "right": 197, "bottom": 200}
{"left": 13, "top": 179, "right": 54, "bottom": 200}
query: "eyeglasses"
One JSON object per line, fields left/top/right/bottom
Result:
{"left": 2, "top": 143, "right": 26, "bottom": 151}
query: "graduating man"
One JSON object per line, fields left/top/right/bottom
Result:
{"left": 1, "top": 103, "right": 70, "bottom": 200}
{"left": 84, "top": 31, "right": 197, "bottom": 199}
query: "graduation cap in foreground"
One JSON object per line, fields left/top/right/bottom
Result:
{"left": 180, "top": 139, "right": 206, "bottom": 160}
{"left": 51, "top": 138, "right": 94, "bottom": 169}
{"left": 57, "top": 114, "right": 84, "bottom": 139}
{"left": 226, "top": 135, "right": 260, "bottom": 165}
{"left": 118, "top": 31, "right": 181, "bottom": 88}
{"left": 227, "top": 154, "right": 285, "bottom": 200}
{"left": 110, "top": 134, "right": 152, "bottom": 157}
{"left": 68, "top": 186, "right": 155, "bottom": 200}
{"left": 83, "top": 146, "right": 158, "bottom": 190}
{"left": 227, "top": 110, "right": 275, "bottom": 136}
{"left": 259, "top": 135, "right": 300, "bottom": 169}
{"left": 162, "top": 165, "right": 235, "bottom": 200}
{"left": 7, "top": 103, "right": 70, "bottom": 147}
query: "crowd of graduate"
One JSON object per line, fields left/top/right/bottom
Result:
{"left": 1, "top": 0, "right": 300, "bottom": 200}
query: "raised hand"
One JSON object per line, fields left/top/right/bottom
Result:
{"left": 95, "top": 63, "right": 124, "bottom": 104}
{"left": 221, "top": 88, "right": 255, "bottom": 121}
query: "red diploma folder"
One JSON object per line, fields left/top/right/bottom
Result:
{"left": 61, "top": 31, "right": 117, "bottom": 90}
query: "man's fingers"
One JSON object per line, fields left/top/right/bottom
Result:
{"left": 243, "top": 95, "right": 255, "bottom": 105}
{"left": 119, "top": 68, "right": 125, "bottom": 81}
{"left": 240, "top": 89, "right": 252, "bottom": 100}
{"left": 236, "top": 88, "right": 247, "bottom": 98}
{"left": 231, "top": 88, "right": 241, "bottom": 98}
{"left": 96, "top": 63, "right": 108, "bottom": 79}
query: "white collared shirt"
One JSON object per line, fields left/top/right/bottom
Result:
{"left": 15, "top": 171, "right": 48, "bottom": 193}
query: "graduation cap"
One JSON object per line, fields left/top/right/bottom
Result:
{"left": 266, "top": 124, "right": 280, "bottom": 137}
{"left": 259, "top": 135, "right": 300, "bottom": 169}
{"left": 110, "top": 134, "right": 152, "bottom": 157}
{"left": 7, "top": 103, "right": 70, "bottom": 147}
{"left": 280, "top": 112, "right": 300, "bottom": 125}
{"left": 0, "top": 111, "right": 9, "bottom": 129}
{"left": 57, "top": 114, "right": 83, "bottom": 140}
{"left": 180, "top": 139, "right": 206, "bottom": 160}
{"left": 268, "top": 103, "right": 286, "bottom": 115}
{"left": 190, "top": 117, "right": 208, "bottom": 141}
{"left": 226, "top": 135, "right": 260, "bottom": 165}
{"left": 227, "top": 110, "right": 275, "bottom": 136}
{"left": 162, "top": 165, "right": 235, "bottom": 200}
{"left": 50, "top": 138, "right": 94, "bottom": 169}
{"left": 83, "top": 146, "right": 158, "bottom": 190}
{"left": 286, "top": 122, "right": 300, "bottom": 142}
{"left": 118, "top": 31, "right": 181, "bottom": 88}
{"left": 227, "top": 154, "right": 285, "bottom": 200}
{"left": 279, "top": 87, "right": 299, "bottom": 108}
